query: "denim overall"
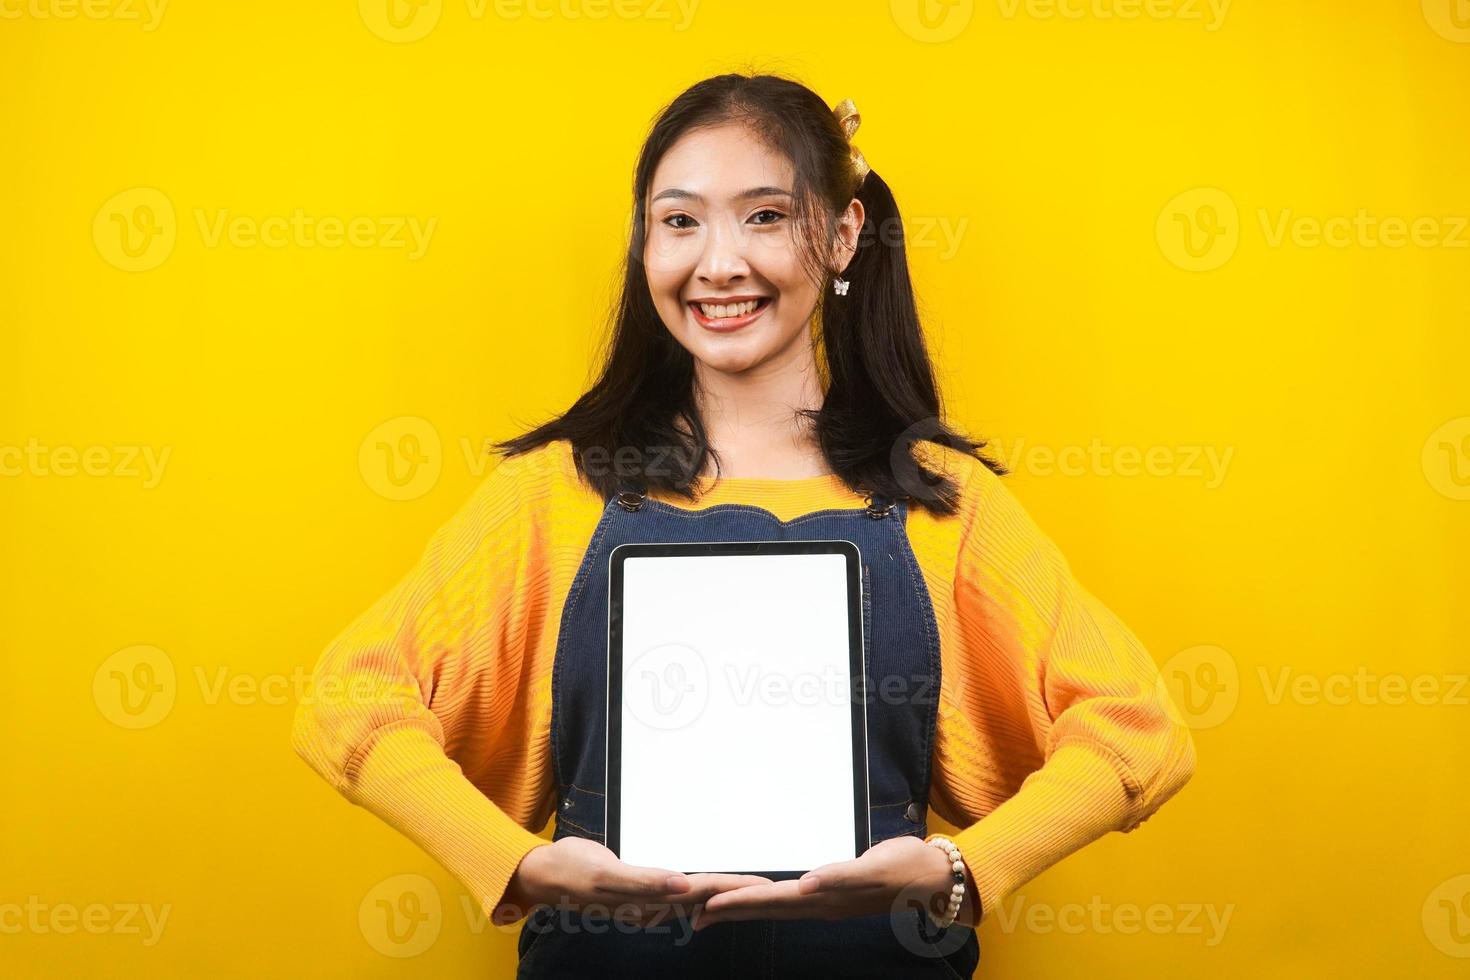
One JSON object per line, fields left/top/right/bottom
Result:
{"left": 516, "top": 478, "right": 980, "bottom": 979}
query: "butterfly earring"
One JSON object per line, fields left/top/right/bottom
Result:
{"left": 833, "top": 276, "right": 850, "bottom": 296}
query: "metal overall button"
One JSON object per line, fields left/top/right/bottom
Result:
{"left": 904, "top": 801, "right": 922, "bottom": 823}
{"left": 615, "top": 488, "right": 645, "bottom": 512}
{"left": 864, "top": 493, "right": 896, "bottom": 519}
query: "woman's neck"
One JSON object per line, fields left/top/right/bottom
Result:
{"left": 691, "top": 337, "right": 830, "bottom": 480}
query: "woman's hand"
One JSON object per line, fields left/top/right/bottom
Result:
{"left": 691, "top": 836, "right": 971, "bottom": 931}
{"left": 497, "top": 836, "right": 775, "bottom": 928}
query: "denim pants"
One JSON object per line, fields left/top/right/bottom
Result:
{"left": 516, "top": 480, "right": 979, "bottom": 978}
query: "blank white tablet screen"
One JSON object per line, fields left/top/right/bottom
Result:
{"left": 617, "top": 550, "right": 861, "bottom": 872}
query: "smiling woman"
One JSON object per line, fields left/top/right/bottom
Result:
{"left": 496, "top": 72, "right": 993, "bottom": 501}
{"left": 292, "top": 72, "right": 1196, "bottom": 980}
{"left": 644, "top": 132, "right": 846, "bottom": 368}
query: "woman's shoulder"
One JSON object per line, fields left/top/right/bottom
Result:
{"left": 908, "top": 438, "right": 1007, "bottom": 521}
{"left": 474, "top": 438, "right": 594, "bottom": 498}
{"left": 915, "top": 437, "right": 1073, "bottom": 587}
{"left": 898, "top": 439, "right": 1009, "bottom": 589}
{"left": 465, "top": 438, "right": 606, "bottom": 537}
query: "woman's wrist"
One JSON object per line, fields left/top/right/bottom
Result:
{"left": 501, "top": 842, "right": 553, "bottom": 917}
{"left": 921, "top": 835, "right": 972, "bottom": 928}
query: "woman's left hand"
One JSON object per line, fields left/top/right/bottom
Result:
{"left": 691, "top": 835, "right": 970, "bottom": 931}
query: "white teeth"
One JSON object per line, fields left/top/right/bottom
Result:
{"left": 697, "top": 299, "right": 761, "bottom": 318}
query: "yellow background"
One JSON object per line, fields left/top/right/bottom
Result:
{"left": 3, "top": 0, "right": 1468, "bottom": 976}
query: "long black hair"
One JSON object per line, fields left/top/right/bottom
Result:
{"left": 494, "top": 72, "right": 1004, "bottom": 516}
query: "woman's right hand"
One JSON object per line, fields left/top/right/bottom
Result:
{"left": 497, "top": 837, "right": 773, "bottom": 928}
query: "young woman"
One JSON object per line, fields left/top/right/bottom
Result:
{"left": 293, "top": 73, "right": 1196, "bottom": 978}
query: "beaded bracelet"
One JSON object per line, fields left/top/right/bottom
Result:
{"left": 924, "top": 836, "right": 967, "bottom": 928}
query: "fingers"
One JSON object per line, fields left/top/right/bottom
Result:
{"left": 693, "top": 870, "right": 892, "bottom": 931}
{"left": 798, "top": 857, "right": 867, "bottom": 894}
{"left": 682, "top": 873, "right": 775, "bottom": 899}
{"left": 699, "top": 873, "right": 776, "bottom": 887}
{"left": 596, "top": 868, "right": 771, "bottom": 906}
{"left": 587, "top": 866, "right": 760, "bottom": 910}
{"left": 693, "top": 880, "right": 836, "bottom": 930}
{"left": 595, "top": 861, "right": 689, "bottom": 899}
{"left": 608, "top": 874, "right": 770, "bottom": 928}
{"left": 574, "top": 858, "right": 780, "bottom": 927}
{"left": 546, "top": 871, "right": 822, "bottom": 932}
{"left": 700, "top": 879, "right": 806, "bottom": 916}
{"left": 628, "top": 874, "right": 775, "bottom": 919}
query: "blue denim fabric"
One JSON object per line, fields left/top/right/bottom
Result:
{"left": 516, "top": 481, "right": 979, "bottom": 979}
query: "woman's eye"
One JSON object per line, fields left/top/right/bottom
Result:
{"left": 663, "top": 214, "right": 696, "bottom": 230}
{"left": 750, "top": 209, "right": 785, "bottom": 225}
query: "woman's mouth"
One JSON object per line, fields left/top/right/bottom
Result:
{"left": 688, "top": 296, "right": 771, "bottom": 332}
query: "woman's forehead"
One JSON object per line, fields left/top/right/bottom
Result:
{"left": 649, "top": 124, "right": 794, "bottom": 202}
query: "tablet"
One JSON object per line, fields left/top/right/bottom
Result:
{"left": 606, "top": 540, "right": 870, "bottom": 880}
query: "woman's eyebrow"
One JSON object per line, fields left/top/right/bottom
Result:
{"left": 650, "top": 186, "right": 793, "bottom": 204}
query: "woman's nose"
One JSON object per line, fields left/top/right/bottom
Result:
{"left": 694, "top": 214, "right": 751, "bottom": 283}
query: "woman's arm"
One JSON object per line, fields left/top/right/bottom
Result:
{"left": 290, "top": 451, "right": 552, "bottom": 924}
{"left": 937, "top": 461, "right": 1198, "bottom": 923}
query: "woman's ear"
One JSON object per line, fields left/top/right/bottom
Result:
{"left": 831, "top": 198, "right": 866, "bottom": 275}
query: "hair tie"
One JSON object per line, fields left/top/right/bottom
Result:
{"left": 831, "top": 98, "right": 871, "bottom": 188}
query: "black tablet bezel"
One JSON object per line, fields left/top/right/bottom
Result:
{"left": 605, "top": 539, "right": 870, "bottom": 880}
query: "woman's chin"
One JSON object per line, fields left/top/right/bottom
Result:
{"left": 688, "top": 342, "right": 769, "bottom": 376}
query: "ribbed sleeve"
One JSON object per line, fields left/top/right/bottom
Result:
{"left": 291, "top": 449, "right": 555, "bottom": 923}
{"left": 932, "top": 461, "right": 1197, "bottom": 922}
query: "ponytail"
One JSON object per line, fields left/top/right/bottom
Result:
{"left": 808, "top": 168, "right": 1004, "bottom": 515}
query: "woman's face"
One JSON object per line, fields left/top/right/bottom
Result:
{"left": 643, "top": 122, "right": 861, "bottom": 376}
